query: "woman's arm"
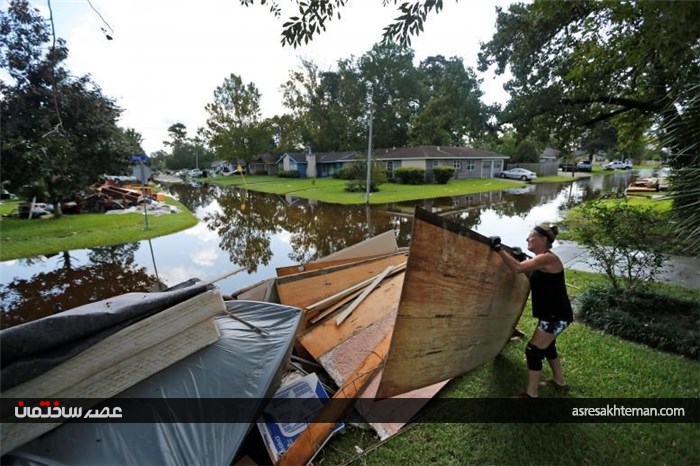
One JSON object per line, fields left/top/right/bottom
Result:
{"left": 497, "top": 249, "right": 555, "bottom": 274}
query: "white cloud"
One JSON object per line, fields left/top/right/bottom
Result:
{"left": 29, "top": 0, "right": 513, "bottom": 154}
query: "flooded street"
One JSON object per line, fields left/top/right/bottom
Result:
{"left": 1, "top": 172, "right": 636, "bottom": 328}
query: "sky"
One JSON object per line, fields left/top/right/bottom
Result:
{"left": 17, "top": 0, "right": 515, "bottom": 154}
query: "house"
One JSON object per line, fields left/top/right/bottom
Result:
{"left": 540, "top": 147, "right": 560, "bottom": 162}
{"left": 278, "top": 151, "right": 358, "bottom": 178}
{"left": 371, "top": 146, "right": 509, "bottom": 180}
{"left": 249, "top": 153, "right": 279, "bottom": 176}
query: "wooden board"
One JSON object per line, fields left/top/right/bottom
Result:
{"left": 315, "top": 229, "right": 398, "bottom": 263}
{"left": 276, "top": 254, "right": 392, "bottom": 278}
{"left": 276, "top": 254, "right": 407, "bottom": 310}
{"left": 1, "top": 290, "right": 225, "bottom": 455}
{"left": 299, "top": 273, "right": 404, "bottom": 361}
{"left": 376, "top": 207, "right": 530, "bottom": 399}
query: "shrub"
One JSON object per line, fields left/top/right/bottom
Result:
{"left": 576, "top": 285, "right": 700, "bottom": 358}
{"left": 278, "top": 170, "right": 300, "bottom": 178}
{"left": 332, "top": 165, "right": 354, "bottom": 180}
{"left": 394, "top": 167, "right": 425, "bottom": 184}
{"left": 568, "top": 198, "right": 669, "bottom": 293}
{"left": 432, "top": 166, "right": 456, "bottom": 184}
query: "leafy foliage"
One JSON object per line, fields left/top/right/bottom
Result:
{"left": 0, "top": 0, "right": 135, "bottom": 215}
{"left": 278, "top": 169, "right": 301, "bottom": 178}
{"left": 568, "top": 199, "right": 669, "bottom": 293}
{"left": 239, "top": 0, "right": 445, "bottom": 47}
{"left": 576, "top": 285, "right": 699, "bottom": 358}
{"left": 340, "top": 160, "right": 386, "bottom": 193}
{"left": 479, "top": 1, "right": 700, "bottom": 151}
{"left": 203, "top": 74, "right": 273, "bottom": 167}
{"left": 393, "top": 167, "right": 425, "bottom": 185}
{"left": 431, "top": 166, "right": 455, "bottom": 184}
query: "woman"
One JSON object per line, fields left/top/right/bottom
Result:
{"left": 492, "top": 224, "right": 573, "bottom": 398}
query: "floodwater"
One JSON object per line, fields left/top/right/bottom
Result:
{"left": 0, "top": 171, "right": 639, "bottom": 328}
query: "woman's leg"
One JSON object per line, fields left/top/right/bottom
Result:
{"left": 524, "top": 327, "right": 556, "bottom": 397}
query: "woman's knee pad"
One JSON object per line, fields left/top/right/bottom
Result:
{"left": 543, "top": 341, "right": 558, "bottom": 360}
{"left": 525, "top": 343, "right": 545, "bottom": 371}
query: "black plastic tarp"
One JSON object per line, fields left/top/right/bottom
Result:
{"left": 1, "top": 283, "right": 210, "bottom": 390}
{"left": 4, "top": 300, "right": 302, "bottom": 465}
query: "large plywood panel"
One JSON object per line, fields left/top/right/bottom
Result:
{"left": 376, "top": 207, "right": 530, "bottom": 399}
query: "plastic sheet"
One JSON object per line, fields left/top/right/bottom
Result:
{"left": 4, "top": 300, "right": 302, "bottom": 465}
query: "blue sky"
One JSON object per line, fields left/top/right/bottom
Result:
{"left": 12, "top": 0, "right": 514, "bottom": 154}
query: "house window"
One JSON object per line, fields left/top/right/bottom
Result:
{"left": 290, "top": 162, "right": 298, "bottom": 170}
{"left": 453, "top": 160, "right": 461, "bottom": 170}
{"left": 431, "top": 160, "right": 440, "bottom": 169}
{"left": 386, "top": 161, "right": 394, "bottom": 178}
{"left": 465, "top": 160, "right": 475, "bottom": 171}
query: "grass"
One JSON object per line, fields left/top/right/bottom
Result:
{"left": 0, "top": 197, "right": 197, "bottom": 261}
{"left": 316, "top": 269, "right": 700, "bottom": 466}
{"left": 203, "top": 175, "right": 524, "bottom": 204}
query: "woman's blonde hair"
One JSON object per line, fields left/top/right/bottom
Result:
{"left": 533, "top": 224, "right": 559, "bottom": 247}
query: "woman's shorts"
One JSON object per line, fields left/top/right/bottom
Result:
{"left": 538, "top": 319, "right": 570, "bottom": 336}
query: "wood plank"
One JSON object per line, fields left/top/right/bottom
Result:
{"left": 376, "top": 207, "right": 530, "bottom": 399}
{"left": 276, "top": 254, "right": 407, "bottom": 310}
{"left": 276, "top": 254, "right": 390, "bottom": 278}
{"left": 315, "top": 229, "right": 397, "bottom": 263}
{"left": 2, "top": 289, "right": 225, "bottom": 399}
{"left": 0, "top": 318, "right": 220, "bottom": 455}
{"left": 277, "top": 332, "right": 390, "bottom": 466}
{"left": 299, "top": 273, "right": 404, "bottom": 362}
{"left": 335, "top": 265, "right": 395, "bottom": 325}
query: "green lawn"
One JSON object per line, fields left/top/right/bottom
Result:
{"left": 204, "top": 175, "right": 528, "bottom": 204}
{"left": 0, "top": 197, "right": 197, "bottom": 261}
{"left": 317, "top": 269, "right": 700, "bottom": 466}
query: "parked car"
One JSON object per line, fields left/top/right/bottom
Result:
{"left": 603, "top": 160, "right": 632, "bottom": 170}
{"left": 576, "top": 160, "right": 592, "bottom": 172}
{"left": 498, "top": 168, "right": 537, "bottom": 181}
{"left": 559, "top": 162, "right": 576, "bottom": 172}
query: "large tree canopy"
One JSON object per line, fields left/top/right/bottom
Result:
{"left": 478, "top": 1, "right": 700, "bottom": 145}
{"left": 1, "top": 0, "right": 133, "bottom": 215}
{"left": 478, "top": 0, "right": 700, "bottom": 252}
{"left": 203, "top": 74, "right": 273, "bottom": 166}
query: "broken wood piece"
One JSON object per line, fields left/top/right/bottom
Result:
{"left": 335, "top": 265, "right": 395, "bottom": 325}
{"left": 308, "top": 288, "right": 364, "bottom": 325}
{"left": 276, "top": 254, "right": 407, "bottom": 309}
{"left": 223, "top": 309, "right": 269, "bottom": 335}
{"left": 304, "top": 261, "right": 406, "bottom": 315}
{"left": 277, "top": 332, "right": 391, "bottom": 466}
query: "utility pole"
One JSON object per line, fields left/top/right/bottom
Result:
{"left": 365, "top": 86, "right": 373, "bottom": 205}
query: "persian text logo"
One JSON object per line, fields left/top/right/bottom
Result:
{"left": 14, "top": 400, "right": 122, "bottom": 420}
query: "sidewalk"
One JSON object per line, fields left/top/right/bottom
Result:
{"left": 554, "top": 240, "right": 700, "bottom": 289}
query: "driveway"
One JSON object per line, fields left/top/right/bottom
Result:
{"left": 554, "top": 240, "right": 700, "bottom": 289}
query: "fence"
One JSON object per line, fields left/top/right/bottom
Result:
{"left": 506, "top": 161, "right": 559, "bottom": 176}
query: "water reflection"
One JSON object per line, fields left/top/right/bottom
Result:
{"left": 0, "top": 173, "right": 638, "bottom": 329}
{"left": 0, "top": 244, "right": 160, "bottom": 329}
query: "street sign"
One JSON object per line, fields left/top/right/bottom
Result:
{"left": 132, "top": 165, "right": 152, "bottom": 183}
{"left": 130, "top": 154, "right": 149, "bottom": 163}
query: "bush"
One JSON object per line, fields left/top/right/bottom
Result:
{"left": 278, "top": 170, "right": 300, "bottom": 178}
{"left": 432, "top": 166, "right": 455, "bottom": 184}
{"left": 394, "top": 167, "right": 425, "bottom": 184}
{"left": 332, "top": 165, "right": 354, "bottom": 180}
{"left": 576, "top": 285, "right": 700, "bottom": 358}
{"left": 568, "top": 198, "right": 669, "bottom": 293}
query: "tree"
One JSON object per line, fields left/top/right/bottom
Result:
{"left": 162, "top": 123, "right": 214, "bottom": 171}
{"left": 479, "top": 1, "right": 699, "bottom": 146}
{"left": 203, "top": 74, "right": 273, "bottom": 168}
{"left": 479, "top": 0, "right": 700, "bottom": 251}
{"left": 358, "top": 42, "right": 421, "bottom": 149}
{"left": 239, "top": 0, "right": 448, "bottom": 47}
{"left": 1, "top": 0, "right": 131, "bottom": 216}
{"left": 409, "top": 55, "right": 493, "bottom": 146}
